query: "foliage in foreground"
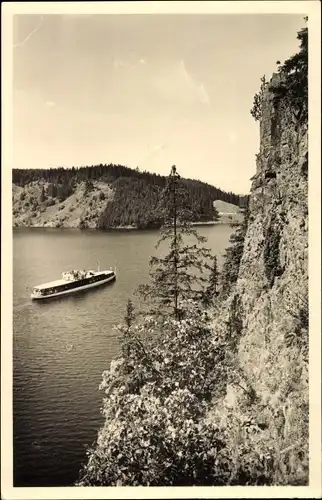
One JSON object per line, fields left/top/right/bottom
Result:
{"left": 78, "top": 297, "right": 308, "bottom": 486}
{"left": 77, "top": 311, "right": 275, "bottom": 486}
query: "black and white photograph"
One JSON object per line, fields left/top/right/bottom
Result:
{"left": 1, "top": 1, "right": 321, "bottom": 498}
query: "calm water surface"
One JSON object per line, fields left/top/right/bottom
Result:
{"left": 13, "top": 226, "right": 233, "bottom": 486}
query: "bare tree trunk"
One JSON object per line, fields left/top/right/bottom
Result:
{"left": 172, "top": 166, "right": 179, "bottom": 319}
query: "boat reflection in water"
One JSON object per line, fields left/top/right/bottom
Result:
{"left": 31, "top": 268, "right": 116, "bottom": 301}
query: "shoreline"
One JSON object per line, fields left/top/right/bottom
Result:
{"left": 12, "top": 219, "right": 237, "bottom": 231}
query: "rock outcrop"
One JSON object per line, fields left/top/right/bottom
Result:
{"left": 12, "top": 181, "right": 113, "bottom": 228}
{"left": 210, "top": 72, "right": 308, "bottom": 484}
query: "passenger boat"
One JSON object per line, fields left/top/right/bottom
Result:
{"left": 31, "top": 267, "right": 116, "bottom": 300}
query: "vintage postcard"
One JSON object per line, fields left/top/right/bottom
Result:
{"left": 1, "top": 1, "right": 321, "bottom": 499}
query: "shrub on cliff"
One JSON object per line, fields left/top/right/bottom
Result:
{"left": 250, "top": 75, "right": 268, "bottom": 121}
{"left": 77, "top": 305, "right": 281, "bottom": 486}
{"left": 283, "top": 288, "right": 309, "bottom": 362}
{"left": 250, "top": 19, "right": 308, "bottom": 125}
{"left": 77, "top": 311, "right": 234, "bottom": 486}
{"left": 273, "top": 19, "right": 308, "bottom": 124}
{"left": 263, "top": 216, "right": 283, "bottom": 287}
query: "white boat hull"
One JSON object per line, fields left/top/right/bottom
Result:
{"left": 31, "top": 274, "right": 115, "bottom": 300}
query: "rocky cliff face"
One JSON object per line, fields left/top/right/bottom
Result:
{"left": 210, "top": 72, "right": 309, "bottom": 484}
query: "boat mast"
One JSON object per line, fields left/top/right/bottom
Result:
{"left": 97, "top": 260, "right": 100, "bottom": 272}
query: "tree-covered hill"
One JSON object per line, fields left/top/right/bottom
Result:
{"left": 12, "top": 164, "right": 245, "bottom": 229}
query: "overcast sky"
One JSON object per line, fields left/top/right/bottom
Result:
{"left": 13, "top": 13, "right": 305, "bottom": 193}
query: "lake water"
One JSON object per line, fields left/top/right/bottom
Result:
{"left": 13, "top": 225, "right": 233, "bottom": 486}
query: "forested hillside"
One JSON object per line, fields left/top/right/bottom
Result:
{"left": 12, "top": 164, "right": 245, "bottom": 229}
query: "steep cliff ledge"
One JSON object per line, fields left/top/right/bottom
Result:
{"left": 210, "top": 70, "right": 308, "bottom": 484}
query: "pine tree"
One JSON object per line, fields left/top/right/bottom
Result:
{"left": 137, "top": 165, "right": 215, "bottom": 320}
{"left": 39, "top": 185, "right": 46, "bottom": 203}
{"left": 273, "top": 17, "right": 308, "bottom": 123}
